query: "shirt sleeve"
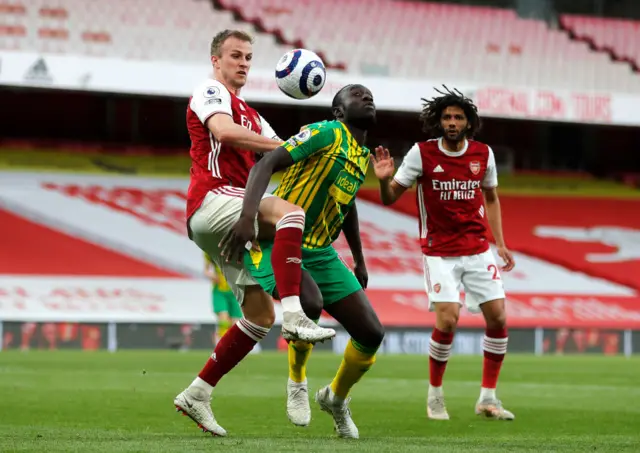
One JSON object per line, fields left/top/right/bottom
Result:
{"left": 259, "top": 115, "right": 280, "bottom": 140}
{"left": 189, "top": 79, "right": 232, "bottom": 125}
{"left": 282, "top": 125, "right": 336, "bottom": 163}
{"left": 482, "top": 146, "right": 498, "bottom": 189}
{"left": 393, "top": 143, "right": 423, "bottom": 188}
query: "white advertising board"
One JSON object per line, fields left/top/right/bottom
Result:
{"left": 1, "top": 51, "right": 634, "bottom": 125}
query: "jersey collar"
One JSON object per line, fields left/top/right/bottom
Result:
{"left": 438, "top": 137, "right": 468, "bottom": 157}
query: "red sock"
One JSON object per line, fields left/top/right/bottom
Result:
{"left": 271, "top": 211, "right": 305, "bottom": 300}
{"left": 482, "top": 328, "right": 508, "bottom": 388}
{"left": 198, "top": 319, "right": 269, "bottom": 386}
{"left": 429, "top": 328, "right": 454, "bottom": 387}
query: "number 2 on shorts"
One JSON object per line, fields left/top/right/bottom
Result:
{"left": 488, "top": 264, "right": 500, "bottom": 280}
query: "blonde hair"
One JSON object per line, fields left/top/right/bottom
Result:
{"left": 210, "top": 29, "right": 254, "bottom": 57}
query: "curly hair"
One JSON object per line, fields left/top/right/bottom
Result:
{"left": 419, "top": 85, "right": 481, "bottom": 138}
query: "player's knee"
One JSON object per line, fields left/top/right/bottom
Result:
{"left": 260, "top": 197, "right": 305, "bottom": 228}
{"left": 438, "top": 309, "right": 460, "bottom": 332}
{"left": 242, "top": 286, "right": 276, "bottom": 328}
{"left": 282, "top": 203, "right": 305, "bottom": 217}
{"left": 486, "top": 311, "right": 507, "bottom": 330}
{"left": 368, "top": 322, "right": 385, "bottom": 348}
{"left": 245, "top": 310, "right": 275, "bottom": 329}
{"left": 358, "top": 317, "right": 385, "bottom": 349}
{"left": 481, "top": 298, "right": 507, "bottom": 330}
{"left": 272, "top": 197, "right": 304, "bottom": 224}
{"left": 263, "top": 310, "right": 276, "bottom": 328}
{"left": 276, "top": 206, "right": 305, "bottom": 229}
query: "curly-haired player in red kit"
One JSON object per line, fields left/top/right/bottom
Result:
{"left": 372, "top": 86, "right": 516, "bottom": 421}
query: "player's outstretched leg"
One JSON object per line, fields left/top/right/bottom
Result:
{"left": 174, "top": 286, "right": 275, "bottom": 436}
{"left": 427, "top": 302, "right": 459, "bottom": 420}
{"left": 476, "top": 298, "right": 514, "bottom": 420}
{"left": 259, "top": 197, "right": 335, "bottom": 343}
{"left": 315, "top": 290, "right": 385, "bottom": 439}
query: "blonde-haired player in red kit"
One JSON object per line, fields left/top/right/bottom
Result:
{"left": 174, "top": 29, "right": 335, "bottom": 437}
{"left": 372, "top": 87, "right": 516, "bottom": 421}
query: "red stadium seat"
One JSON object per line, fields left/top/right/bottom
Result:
{"left": 561, "top": 14, "right": 640, "bottom": 72}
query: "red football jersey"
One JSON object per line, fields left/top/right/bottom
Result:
{"left": 185, "top": 79, "right": 279, "bottom": 220}
{"left": 394, "top": 138, "right": 498, "bottom": 257}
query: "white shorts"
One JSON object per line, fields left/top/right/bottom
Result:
{"left": 189, "top": 187, "right": 274, "bottom": 304}
{"left": 423, "top": 249, "right": 506, "bottom": 313}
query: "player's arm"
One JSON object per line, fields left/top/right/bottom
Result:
{"left": 482, "top": 188, "right": 505, "bottom": 246}
{"left": 190, "top": 81, "right": 281, "bottom": 154}
{"left": 258, "top": 114, "right": 282, "bottom": 141}
{"left": 342, "top": 202, "right": 368, "bottom": 288}
{"left": 238, "top": 127, "right": 335, "bottom": 222}
{"left": 254, "top": 115, "right": 283, "bottom": 163}
{"left": 378, "top": 177, "right": 408, "bottom": 206}
{"left": 482, "top": 148, "right": 515, "bottom": 271}
{"left": 372, "top": 144, "right": 422, "bottom": 205}
{"left": 207, "top": 115, "right": 282, "bottom": 153}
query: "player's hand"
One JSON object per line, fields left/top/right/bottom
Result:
{"left": 218, "top": 215, "right": 255, "bottom": 264}
{"left": 496, "top": 246, "right": 515, "bottom": 272}
{"left": 371, "top": 146, "right": 395, "bottom": 180}
{"left": 354, "top": 261, "right": 369, "bottom": 290}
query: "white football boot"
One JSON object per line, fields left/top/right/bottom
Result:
{"left": 286, "top": 378, "right": 311, "bottom": 427}
{"left": 315, "top": 385, "right": 359, "bottom": 439}
{"left": 281, "top": 310, "right": 335, "bottom": 343}
{"left": 427, "top": 395, "right": 450, "bottom": 420}
{"left": 174, "top": 387, "right": 227, "bottom": 436}
{"left": 475, "top": 397, "right": 515, "bottom": 420}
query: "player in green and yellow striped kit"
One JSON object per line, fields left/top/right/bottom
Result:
{"left": 204, "top": 253, "right": 242, "bottom": 344}
{"left": 223, "top": 84, "right": 384, "bottom": 439}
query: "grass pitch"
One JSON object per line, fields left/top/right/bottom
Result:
{"left": 0, "top": 351, "right": 639, "bottom": 452}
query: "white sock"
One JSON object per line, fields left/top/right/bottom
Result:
{"left": 480, "top": 387, "right": 496, "bottom": 401}
{"left": 281, "top": 295, "right": 303, "bottom": 313}
{"left": 428, "top": 385, "right": 443, "bottom": 397}
{"left": 189, "top": 376, "right": 213, "bottom": 398}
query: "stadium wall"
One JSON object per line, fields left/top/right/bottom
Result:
{"left": 1, "top": 321, "right": 636, "bottom": 357}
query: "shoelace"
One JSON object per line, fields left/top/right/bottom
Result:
{"left": 480, "top": 398, "right": 503, "bottom": 409}
{"left": 290, "top": 385, "right": 308, "bottom": 404}
{"left": 296, "top": 316, "right": 321, "bottom": 330}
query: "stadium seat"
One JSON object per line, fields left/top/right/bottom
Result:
{"left": 0, "top": 0, "right": 290, "bottom": 64}
{"left": 219, "top": 0, "right": 640, "bottom": 92}
{"left": 561, "top": 15, "right": 640, "bottom": 71}
{"left": 2, "top": 0, "right": 640, "bottom": 93}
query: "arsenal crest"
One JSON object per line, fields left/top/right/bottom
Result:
{"left": 433, "top": 283, "right": 441, "bottom": 294}
{"left": 469, "top": 161, "right": 480, "bottom": 175}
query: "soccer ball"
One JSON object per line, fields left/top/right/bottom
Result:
{"left": 275, "top": 49, "right": 326, "bottom": 100}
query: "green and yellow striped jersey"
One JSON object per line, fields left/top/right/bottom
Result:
{"left": 275, "top": 120, "right": 370, "bottom": 249}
